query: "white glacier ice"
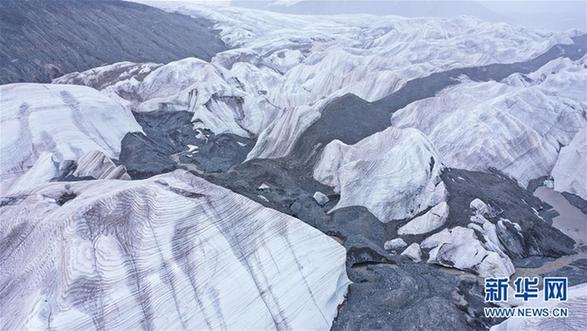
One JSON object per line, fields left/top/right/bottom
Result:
{"left": 392, "top": 56, "right": 587, "bottom": 187}
{"left": 313, "top": 126, "right": 446, "bottom": 222}
{"left": 421, "top": 226, "right": 515, "bottom": 277}
{"left": 73, "top": 150, "right": 131, "bottom": 180}
{"left": 0, "top": 83, "right": 142, "bottom": 194}
{"left": 0, "top": 170, "right": 349, "bottom": 330}
{"left": 401, "top": 243, "right": 423, "bottom": 262}
{"left": 551, "top": 127, "right": 587, "bottom": 200}
{"left": 397, "top": 201, "right": 449, "bottom": 235}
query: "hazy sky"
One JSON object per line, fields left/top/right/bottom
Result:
{"left": 480, "top": 1, "right": 586, "bottom": 30}
{"left": 144, "top": 0, "right": 587, "bottom": 31}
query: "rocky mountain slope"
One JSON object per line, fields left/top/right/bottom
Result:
{"left": 0, "top": 0, "right": 225, "bottom": 84}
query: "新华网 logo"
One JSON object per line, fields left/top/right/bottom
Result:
{"left": 483, "top": 276, "right": 570, "bottom": 319}
{"left": 484, "top": 276, "right": 568, "bottom": 303}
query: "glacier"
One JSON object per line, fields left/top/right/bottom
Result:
{"left": 55, "top": 57, "right": 281, "bottom": 138}
{"left": 155, "top": 1, "right": 574, "bottom": 105}
{"left": 0, "top": 170, "right": 349, "bottom": 330}
{"left": 1, "top": 1, "right": 586, "bottom": 329}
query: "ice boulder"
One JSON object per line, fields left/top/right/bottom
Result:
{"left": 398, "top": 202, "right": 449, "bottom": 235}
{"left": 313, "top": 127, "right": 446, "bottom": 222}
{"left": 401, "top": 243, "right": 423, "bottom": 262}
{"left": 384, "top": 238, "right": 408, "bottom": 251}
{"left": 313, "top": 191, "right": 330, "bottom": 206}
{"left": 421, "top": 227, "right": 515, "bottom": 277}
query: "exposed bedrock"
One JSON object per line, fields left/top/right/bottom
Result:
{"left": 120, "top": 132, "right": 178, "bottom": 179}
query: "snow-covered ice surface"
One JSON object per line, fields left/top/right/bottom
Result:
{"left": 551, "top": 127, "right": 587, "bottom": 201}
{"left": 401, "top": 243, "right": 422, "bottom": 262}
{"left": 157, "top": 2, "right": 575, "bottom": 160}
{"left": 133, "top": 57, "right": 278, "bottom": 137}
{"left": 384, "top": 238, "right": 407, "bottom": 251}
{"left": 0, "top": 170, "right": 349, "bottom": 330}
{"left": 392, "top": 55, "right": 587, "bottom": 188}
{"left": 313, "top": 126, "right": 446, "bottom": 222}
{"left": 53, "top": 61, "right": 163, "bottom": 114}
{"left": 149, "top": 1, "right": 573, "bottom": 105}
{"left": 0, "top": 83, "right": 142, "bottom": 194}
{"left": 504, "top": 54, "right": 587, "bottom": 104}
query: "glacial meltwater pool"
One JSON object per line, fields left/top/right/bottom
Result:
{"left": 534, "top": 186, "right": 587, "bottom": 247}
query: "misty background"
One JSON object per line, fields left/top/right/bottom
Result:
{"left": 156, "top": 0, "right": 587, "bottom": 31}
